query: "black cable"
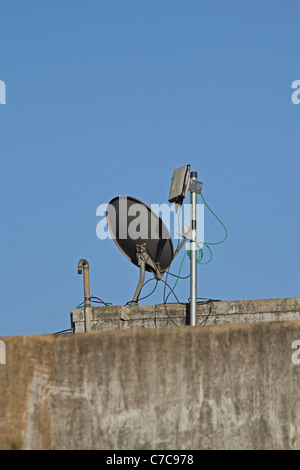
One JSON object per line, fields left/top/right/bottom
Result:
{"left": 124, "top": 278, "right": 159, "bottom": 306}
{"left": 192, "top": 298, "right": 220, "bottom": 325}
{"left": 53, "top": 328, "right": 72, "bottom": 335}
{"left": 166, "top": 271, "right": 190, "bottom": 279}
{"left": 90, "top": 296, "right": 112, "bottom": 306}
{"left": 162, "top": 267, "right": 169, "bottom": 305}
{"left": 199, "top": 301, "right": 213, "bottom": 325}
{"left": 162, "top": 277, "right": 181, "bottom": 304}
{"left": 138, "top": 279, "right": 158, "bottom": 301}
{"left": 124, "top": 275, "right": 182, "bottom": 307}
{"left": 76, "top": 296, "right": 112, "bottom": 308}
{"left": 161, "top": 269, "right": 181, "bottom": 326}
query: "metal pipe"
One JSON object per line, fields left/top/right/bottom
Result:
{"left": 190, "top": 172, "right": 197, "bottom": 326}
{"left": 77, "top": 259, "right": 91, "bottom": 308}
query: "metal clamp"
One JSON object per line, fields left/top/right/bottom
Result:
{"left": 189, "top": 180, "right": 203, "bottom": 194}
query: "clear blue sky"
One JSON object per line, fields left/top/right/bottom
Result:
{"left": 1, "top": 1, "right": 299, "bottom": 336}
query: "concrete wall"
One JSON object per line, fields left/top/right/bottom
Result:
{"left": 71, "top": 297, "right": 300, "bottom": 333}
{"left": 1, "top": 317, "right": 300, "bottom": 449}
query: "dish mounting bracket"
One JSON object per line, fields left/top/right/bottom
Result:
{"left": 131, "top": 243, "right": 162, "bottom": 304}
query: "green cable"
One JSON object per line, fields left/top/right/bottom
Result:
{"left": 166, "top": 192, "right": 226, "bottom": 301}
{"left": 76, "top": 194, "right": 227, "bottom": 306}
{"left": 201, "top": 244, "right": 213, "bottom": 264}
{"left": 165, "top": 251, "right": 187, "bottom": 303}
{"left": 186, "top": 242, "right": 213, "bottom": 265}
{"left": 198, "top": 243, "right": 213, "bottom": 265}
{"left": 76, "top": 298, "right": 111, "bottom": 308}
{"left": 200, "top": 192, "right": 228, "bottom": 245}
{"left": 187, "top": 192, "right": 228, "bottom": 265}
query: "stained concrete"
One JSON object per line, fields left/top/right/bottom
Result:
{"left": 1, "top": 318, "right": 300, "bottom": 449}
{"left": 71, "top": 297, "right": 300, "bottom": 333}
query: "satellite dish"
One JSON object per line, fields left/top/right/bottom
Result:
{"left": 76, "top": 165, "right": 204, "bottom": 327}
{"left": 107, "top": 196, "right": 180, "bottom": 304}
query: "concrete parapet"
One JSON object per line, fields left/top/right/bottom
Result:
{"left": 71, "top": 297, "right": 300, "bottom": 333}
{"left": 1, "top": 317, "right": 300, "bottom": 449}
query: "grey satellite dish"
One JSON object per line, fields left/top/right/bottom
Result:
{"left": 106, "top": 195, "right": 189, "bottom": 304}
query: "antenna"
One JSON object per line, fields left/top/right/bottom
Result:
{"left": 169, "top": 165, "right": 203, "bottom": 325}
{"left": 168, "top": 164, "right": 191, "bottom": 205}
{"left": 75, "top": 165, "right": 206, "bottom": 331}
{"left": 188, "top": 171, "right": 203, "bottom": 326}
{"left": 105, "top": 165, "right": 202, "bottom": 325}
{"left": 106, "top": 196, "right": 189, "bottom": 304}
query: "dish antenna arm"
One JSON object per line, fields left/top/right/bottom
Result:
{"left": 131, "top": 243, "right": 162, "bottom": 304}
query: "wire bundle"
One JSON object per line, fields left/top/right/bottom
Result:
{"left": 75, "top": 192, "right": 228, "bottom": 310}
{"left": 186, "top": 192, "right": 227, "bottom": 265}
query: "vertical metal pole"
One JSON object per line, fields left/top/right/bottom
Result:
{"left": 78, "top": 259, "right": 92, "bottom": 332}
{"left": 83, "top": 266, "right": 92, "bottom": 332}
{"left": 190, "top": 172, "right": 197, "bottom": 326}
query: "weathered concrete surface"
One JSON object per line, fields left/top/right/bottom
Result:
{"left": 71, "top": 297, "right": 300, "bottom": 333}
{"left": 1, "top": 319, "right": 300, "bottom": 450}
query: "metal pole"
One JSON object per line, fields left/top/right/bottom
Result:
{"left": 190, "top": 172, "right": 197, "bottom": 326}
{"left": 77, "top": 259, "right": 91, "bottom": 308}
{"left": 78, "top": 259, "right": 92, "bottom": 332}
